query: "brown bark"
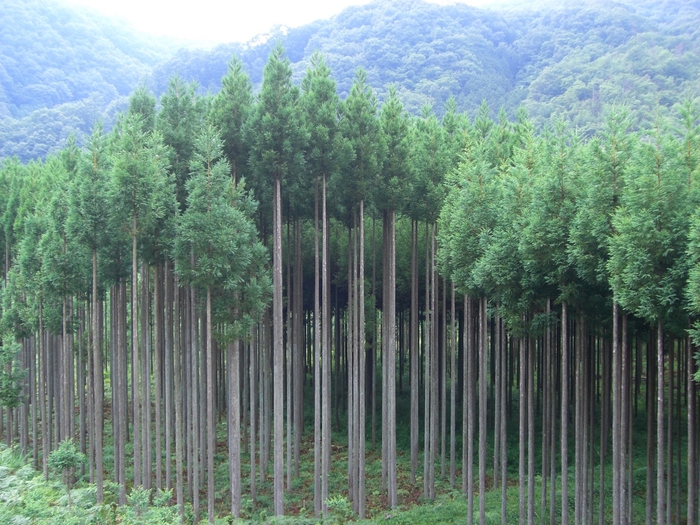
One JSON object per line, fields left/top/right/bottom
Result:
{"left": 273, "top": 176, "right": 284, "bottom": 515}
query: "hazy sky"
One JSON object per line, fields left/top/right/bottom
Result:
{"left": 64, "top": 0, "right": 494, "bottom": 47}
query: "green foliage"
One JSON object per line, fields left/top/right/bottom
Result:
{"left": 48, "top": 439, "right": 85, "bottom": 508}
{"left": 608, "top": 120, "right": 689, "bottom": 327}
{"left": 210, "top": 58, "right": 253, "bottom": 183}
{"left": 158, "top": 76, "right": 204, "bottom": 210}
{"left": 0, "top": 337, "right": 24, "bottom": 410}
{"left": 336, "top": 68, "right": 382, "bottom": 219}
{"left": 175, "top": 125, "right": 271, "bottom": 339}
{"left": 325, "top": 494, "right": 355, "bottom": 523}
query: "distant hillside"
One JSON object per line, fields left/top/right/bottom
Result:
{"left": 1, "top": 0, "right": 698, "bottom": 161}
{"left": 154, "top": 0, "right": 698, "bottom": 128}
{"left": 0, "top": 0, "right": 177, "bottom": 159}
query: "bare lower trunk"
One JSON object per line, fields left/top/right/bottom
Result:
{"left": 313, "top": 176, "right": 322, "bottom": 516}
{"left": 131, "top": 230, "right": 141, "bottom": 489}
{"left": 273, "top": 177, "right": 284, "bottom": 516}
{"left": 92, "top": 249, "right": 104, "bottom": 502}
{"left": 450, "top": 283, "right": 456, "bottom": 487}
{"left": 561, "top": 301, "right": 569, "bottom": 525}
{"left": 321, "top": 173, "right": 331, "bottom": 515}
{"left": 479, "top": 296, "right": 487, "bottom": 525}
{"left": 358, "top": 201, "right": 366, "bottom": 518}
{"left": 519, "top": 335, "right": 526, "bottom": 525}
{"left": 613, "top": 302, "right": 621, "bottom": 525}
{"left": 657, "top": 321, "right": 665, "bottom": 525}
{"left": 174, "top": 275, "right": 184, "bottom": 519}
{"left": 206, "top": 287, "right": 215, "bottom": 523}
{"left": 410, "top": 220, "right": 419, "bottom": 483}
{"left": 228, "top": 337, "right": 241, "bottom": 517}
{"left": 386, "top": 209, "right": 397, "bottom": 508}
{"left": 689, "top": 336, "right": 696, "bottom": 525}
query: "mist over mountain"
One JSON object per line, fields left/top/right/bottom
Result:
{"left": 1, "top": 0, "right": 698, "bottom": 161}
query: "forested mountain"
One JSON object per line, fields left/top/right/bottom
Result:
{"left": 0, "top": 0, "right": 178, "bottom": 159}
{"left": 1, "top": 0, "right": 697, "bottom": 161}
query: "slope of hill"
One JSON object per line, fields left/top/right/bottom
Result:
{"left": 1, "top": 0, "right": 698, "bottom": 161}
{"left": 0, "top": 0, "right": 178, "bottom": 160}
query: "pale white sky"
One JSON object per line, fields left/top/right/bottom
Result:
{"left": 64, "top": 0, "right": 495, "bottom": 47}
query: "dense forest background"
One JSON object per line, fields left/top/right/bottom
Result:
{"left": 1, "top": 0, "right": 698, "bottom": 162}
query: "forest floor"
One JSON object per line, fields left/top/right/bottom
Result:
{"left": 0, "top": 392, "right": 662, "bottom": 524}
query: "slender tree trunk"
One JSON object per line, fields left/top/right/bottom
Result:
{"left": 313, "top": 176, "right": 322, "bottom": 516}
{"left": 430, "top": 226, "right": 438, "bottom": 500}
{"left": 613, "top": 302, "right": 621, "bottom": 525}
{"left": 657, "top": 321, "right": 665, "bottom": 525}
{"left": 206, "top": 287, "right": 215, "bottom": 523}
{"left": 450, "top": 282, "right": 456, "bottom": 487}
{"left": 132, "top": 225, "right": 142, "bottom": 489}
{"left": 286, "top": 217, "right": 292, "bottom": 491}
{"left": 501, "top": 316, "right": 508, "bottom": 525}
{"left": 424, "top": 222, "right": 432, "bottom": 499}
{"left": 495, "top": 309, "right": 502, "bottom": 494}
{"left": 359, "top": 200, "right": 366, "bottom": 518}
{"left": 689, "top": 336, "right": 696, "bottom": 525}
{"left": 666, "top": 339, "right": 673, "bottom": 525}
{"left": 348, "top": 224, "right": 356, "bottom": 505}
{"left": 294, "top": 218, "right": 303, "bottom": 479}
{"left": 620, "top": 313, "right": 629, "bottom": 525}
{"left": 528, "top": 330, "right": 535, "bottom": 525}
{"left": 382, "top": 218, "right": 388, "bottom": 492}
{"left": 228, "top": 336, "right": 241, "bottom": 518}
{"left": 466, "top": 297, "right": 475, "bottom": 525}
{"left": 411, "top": 219, "right": 419, "bottom": 483}
{"left": 92, "top": 249, "right": 103, "bottom": 502}
{"left": 441, "top": 276, "right": 447, "bottom": 481}
{"left": 154, "top": 263, "right": 163, "bottom": 490}
{"left": 273, "top": 176, "right": 284, "bottom": 515}
{"left": 372, "top": 217, "right": 377, "bottom": 450}
{"left": 561, "top": 301, "right": 569, "bottom": 525}
{"left": 575, "top": 315, "right": 583, "bottom": 525}
{"left": 164, "top": 260, "right": 173, "bottom": 491}
{"left": 519, "top": 335, "right": 526, "bottom": 525}
{"left": 61, "top": 294, "right": 69, "bottom": 444}
{"left": 386, "top": 208, "right": 398, "bottom": 508}
{"left": 39, "top": 302, "right": 48, "bottom": 480}
{"left": 549, "top": 311, "right": 557, "bottom": 525}
{"left": 140, "top": 263, "right": 151, "bottom": 489}
{"left": 190, "top": 282, "right": 200, "bottom": 521}
{"left": 119, "top": 281, "right": 128, "bottom": 504}
{"left": 321, "top": 173, "right": 331, "bottom": 516}
{"left": 250, "top": 327, "right": 258, "bottom": 506}
{"left": 542, "top": 302, "right": 550, "bottom": 520}
{"left": 174, "top": 275, "right": 184, "bottom": 519}
{"left": 479, "top": 296, "right": 487, "bottom": 525}
{"left": 646, "top": 329, "right": 655, "bottom": 525}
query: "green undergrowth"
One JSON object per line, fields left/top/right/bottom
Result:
{"left": 0, "top": 426, "right": 667, "bottom": 525}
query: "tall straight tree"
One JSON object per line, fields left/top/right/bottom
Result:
{"left": 570, "top": 109, "right": 633, "bottom": 525}
{"left": 681, "top": 98, "right": 699, "bottom": 525}
{"left": 411, "top": 105, "right": 448, "bottom": 501}
{"left": 608, "top": 121, "right": 689, "bottom": 525}
{"left": 248, "top": 42, "right": 305, "bottom": 516}
{"left": 377, "top": 85, "right": 408, "bottom": 510}
{"left": 339, "top": 68, "right": 383, "bottom": 515}
{"left": 67, "top": 124, "right": 110, "bottom": 503}
{"left": 301, "top": 52, "right": 344, "bottom": 517}
{"left": 176, "top": 124, "right": 269, "bottom": 522}
{"left": 111, "top": 107, "right": 169, "bottom": 492}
